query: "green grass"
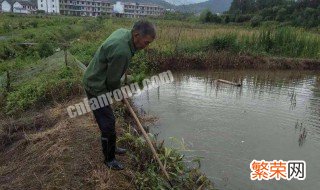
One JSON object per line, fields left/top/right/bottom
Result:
{"left": 4, "top": 66, "right": 82, "bottom": 115}
{"left": 0, "top": 51, "right": 83, "bottom": 115}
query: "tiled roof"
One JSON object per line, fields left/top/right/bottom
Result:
{"left": 1, "top": 0, "right": 36, "bottom": 7}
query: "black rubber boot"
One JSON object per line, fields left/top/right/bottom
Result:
{"left": 101, "top": 135, "right": 115, "bottom": 162}
{"left": 104, "top": 159, "right": 124, "bottom": 170}
{"left": 115, "top": 147, "right": 127, "bottom": 155}
{"left": 101, "top": 134, "right": 125, "bottom": 170}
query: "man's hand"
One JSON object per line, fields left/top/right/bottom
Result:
{"left": 121, "top": 98, "right": 127, "bottom": 105}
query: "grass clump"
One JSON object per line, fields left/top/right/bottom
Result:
{"left": 118, "top": 129, "right": 213, "bottom": 189}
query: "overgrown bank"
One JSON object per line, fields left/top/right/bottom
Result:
{"left": 0, "top": 97, "right": 214, "bottom": 189}
{"left": 130, "top": 26, "right": 320, "bottom": 76}
{"left": 145, "top": 51, "right": 320, "bottom": 71}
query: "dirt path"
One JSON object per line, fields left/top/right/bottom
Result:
{"left": 0, "top": 98, "right": 135, "bottom": 190}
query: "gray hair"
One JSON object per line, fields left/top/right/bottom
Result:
{"left": 132, "top": 20, "right": 156, "bottom": 39}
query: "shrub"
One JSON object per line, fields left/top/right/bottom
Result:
{"left": 206, "top": 34, "right": 239, "bottom": 52}
{"left": 251, "top": 15, "right": 263, "bottom": 27}
{"left": 29, "top": 21, "right": 38, "bottom": 28}
{"left": 2, "top": 22, "right": 12, "bottom": 33}
{"left": 0, "top": 44, "right": 16, "bottom": 60}
{"left": 36, "top": 10, "right": 45, "bottom": 14}
{"left": 224, "top": 14, "right": 231, "bottom": 23}
{"left": 276, "top": 7, "right": 288, "bottom": 22}
{"left": 211, "top": 14, "right": 223, "bottom": 23}
{"left": 200, "top": 9, "right": 222, "bottom": 23}
{"left": 235, "top": 14, "right": 252, "bottom": 23}
{"left": 199, "top": 9, "right": 214, "bottom": 23}
{"left": 37, "top": 42, "right": 55, "bottom": 58}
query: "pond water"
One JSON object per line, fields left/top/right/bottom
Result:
{"left": 133, "top": 70, "right": 320, "bottom": 190}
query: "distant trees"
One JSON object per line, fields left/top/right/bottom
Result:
{"left": 163, "top": 11, "right": 196, "bottom": 21}
{"left": 199, "top": 9, "right": 222, "bottom": 23}
{"left": 195, "top": 0, "right": 320, "bottom": 27}
{"left": 229, "top": 0, "right": 292, "bottom": 14}
{"left": 229, "top": 0, "right": 256, "bottom": 14}
{"left": 296, "top": 0, "right": 320, "bottom": 9}
{"left": 250, "top": 15, "right": 263, "bottom": 27}
{"left": 226, "top": 0, "right": 320, "bottom": 27}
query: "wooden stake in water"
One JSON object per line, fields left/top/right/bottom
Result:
{"left": 217, "top": 79, "right": 242, "bottom": 87}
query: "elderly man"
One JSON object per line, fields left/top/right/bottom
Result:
{"left": 83, "top": 20, "right": 156, "bottom": 170}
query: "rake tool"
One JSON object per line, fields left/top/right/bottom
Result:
{"left": 122, "top": 98, "right": 173, "bottom": 188}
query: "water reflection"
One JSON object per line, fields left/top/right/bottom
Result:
{"left": 295, "top": 121, "right": 308, "bottom": 147}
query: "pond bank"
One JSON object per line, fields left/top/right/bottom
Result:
{"left": 146, "top": 51, "right": 320, "bottom": 71}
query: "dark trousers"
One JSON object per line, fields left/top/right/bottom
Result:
{"left": 85, "top": 90, "right": 116, "bottom": 162}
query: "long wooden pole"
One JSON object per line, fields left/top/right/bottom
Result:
{"left": 123, "top": 98, "right": 173, "bottom": 187}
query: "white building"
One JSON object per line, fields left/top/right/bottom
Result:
{"left": 113, "top": 1, "right": 165, "bottom": 18}
{"left": 1, "top": 0, "right": 12, "bottom": 12}
{"left": 113, "top": 1, "right": 124, "bottom": 14}
{"left": 13, "top": 1, "right": 36, "bottom": 13}
{"left": 37, "top": 0, "right": 59, "bottom": 14}
{"left": 60, "top": 0, "right": 113, "bottom": 17}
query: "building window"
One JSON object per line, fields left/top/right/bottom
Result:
{"left": 41, "top": 4, "right": 43, "bottom": 7}
{"left": 53, "top": 5, "right": 54, "bottom": 7}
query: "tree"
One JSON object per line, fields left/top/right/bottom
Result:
{"left": 200, "top": 9, "right": 223, "bottom": 23}
{"left": 224, "top": 15, "right": 231, "bottom": 23}
{"left": 200, "top": 9, "right": 214, "bottom": 23}
{"left": 227, "top": 0, "right": 320, "bottom": 27}
{"left": 251, "top": 15, "right": 263, "bottom": 27}
{"left": 296, "top": 0, "right": 320, "bottom": 9}
{"left": 276, "top": 7, "right": 288, "bottom": 22}
{"left": 229, "top": 0, "right": 256, "bottom": 14}
{"left": 212, "top": 14, "right": 223, "bottom": 23}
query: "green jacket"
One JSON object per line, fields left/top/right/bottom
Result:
{"left": 83, "top": 28, "right": 136, "bottom": 96}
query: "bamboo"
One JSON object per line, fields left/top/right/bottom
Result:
{"left": 123, "top": 98, "right": 173, "bottom": 187}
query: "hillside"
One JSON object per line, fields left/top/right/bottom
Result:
{"left": 175, "top": 0, "right": 233, "bottom": 13}
{"left": 110, "top": 0, "right": 232, "bottom": 13}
